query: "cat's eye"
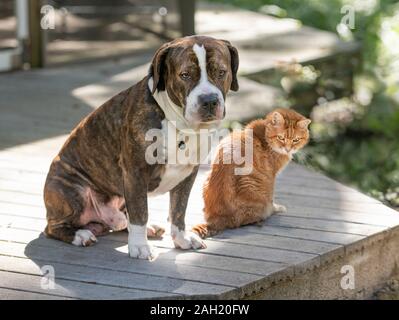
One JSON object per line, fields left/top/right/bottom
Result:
{"left": 180, "top": 72, "right": 191, "bottom": 80}
{"left": 277, "top": 135, "right": 285, "bottom": 141}
{"left": 293, "top": 138, "right": 301, "bottom": 143}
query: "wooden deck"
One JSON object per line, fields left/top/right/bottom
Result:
{"left": 2, "top": 142, "right": 399, "bottom": 299}
{"left": 0, "top": 13, "right": 398, "bottom": 298}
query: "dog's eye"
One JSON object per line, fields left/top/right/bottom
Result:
{"left": 218, "top": 70, "right": 226, "bottom": 78}
{"left": 180, "top": 72, "right": 191, "bottom": 80}
{"left": 293, "top": 138, "right": 301, "bottom": 143}
{"left": 277, "top": 135, "right": 285, "bottom": 141}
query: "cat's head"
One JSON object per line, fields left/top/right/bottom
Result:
{"left": 265, "top": 108, "right": 311, "bottom": 157}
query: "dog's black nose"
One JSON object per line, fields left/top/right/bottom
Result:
{"left": 198, "top": 94, "right": 219, "bottom": 113}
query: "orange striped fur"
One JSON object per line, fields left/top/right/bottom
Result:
{"left": 192, "top": 108, "right": 311, "bottom": 238}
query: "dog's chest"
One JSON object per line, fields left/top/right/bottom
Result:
{"left": 147, "top": 119, "right": 213, "bottom": 196}
{"left": 148, "top": 164, "right": 195, "bottom": 197}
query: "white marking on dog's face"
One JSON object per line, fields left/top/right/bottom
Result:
{"left": 128, "top": 224, "right": 156, "bottom": 260}
{"left": 185, "top": 44, "right": 225, "bottom": 124}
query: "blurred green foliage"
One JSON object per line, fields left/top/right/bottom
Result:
{"left": 211, "top": 0, "right": 399, "bottom": 207}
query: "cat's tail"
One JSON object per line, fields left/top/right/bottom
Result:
{"left": 191, "top": 223, "right": 219, "bottom": 239}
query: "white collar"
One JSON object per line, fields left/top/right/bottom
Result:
{"left": 148, "top": 77, "right": 220, "bottom": 134}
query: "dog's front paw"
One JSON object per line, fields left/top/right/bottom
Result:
{"left": 72, "top": 229, "right": 97, "bottom": 247}
{"left": 273, "top": 203, "right": 287, "bottom": 213}
{"left": 129, "top": 243, "right": 157, "bottom": 260}
{"left": 172, "top": 227, "right": 207, "bottom": 250}
{"left": 128, "top": 224, "right": 157, "bottom": 260}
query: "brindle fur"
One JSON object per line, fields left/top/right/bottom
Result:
{"left": 44, "top": 36, "right": 239, "bottom": 245}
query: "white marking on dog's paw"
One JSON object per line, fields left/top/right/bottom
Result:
{"left": 171, "top": 225, "right": 207, "bottom": 250}
{"left": 273, "top": 203, "right": 287, "bottom": 213}
{"left": 72, "top": 229, "right": 97, "bottom": 247}
{"left": 129, "top": 243, "right": 156, "bottom": 260}
{"left": 128, "top": 224, "right": 157, "bottom": 260}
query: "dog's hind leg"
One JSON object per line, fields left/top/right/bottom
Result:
{"left": 44, "top": 178, "right": 98, "bottom": 247}
{"left": 84, "top": 222, "right": 110, "bottom": 237}
{"left": 45, "top": 219, "right": 97, "bottom": 247}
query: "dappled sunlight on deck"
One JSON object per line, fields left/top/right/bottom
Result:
{"left": 2, "top": 135, "right": 398, "bottom": 299}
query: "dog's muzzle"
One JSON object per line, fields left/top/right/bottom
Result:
{"left": 197, "top": 93, "right": 222, "bottom": 121}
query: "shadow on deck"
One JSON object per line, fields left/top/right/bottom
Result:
{"left": 1, "top": 60, "right": 399, "bottom": 297}
{"left": 0, "top": 7, "right": 398, "bottom": 300}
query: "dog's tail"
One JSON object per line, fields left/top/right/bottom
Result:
{"left": 191, "top": 223, "right": 219, "bottom": 239}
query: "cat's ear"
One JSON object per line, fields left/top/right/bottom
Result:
{"left": 297, "top": 119, "right": 311, "bottom": 129}
{"left": 270, "top": 111, "right": 285, "bottom": 127}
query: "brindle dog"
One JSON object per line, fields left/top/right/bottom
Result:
{"left": 44, "top": 36, "right": 239, "bottom": 260}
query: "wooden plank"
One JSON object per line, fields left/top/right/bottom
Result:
{"left": 0, "top": 207, "right": 383, "bottom": 248}
{"left": 0, "top": 228, "right": 286, "bottom": 277}
{"left": 0, "top": 203, "right": 46, "bottom": 218}
{"left": 0, "top": 152, "right": 53, "bottom": 162}
{"left": 0, "top": 270, "right": 175, "bottom": 300}
{"left": 276, "top": 193, "right": 394, "bottom": 214}
{"left": 0, "top": 215, "right": 343, "bottom": 258}
{"left": 0, "top": 209, "right": 356, "bottom": 256}
{"left": 242, "top": 224, "right": 365, "bottom": 244}
{"left": 0, "top": 287, "right": 75, "bottom": 300}
{"left": 209, "top": 229, "right": 340, "bottom": 255}
{"left": 156, "top": 237, "right": 317, "bottom": 265}
{"left": 0, "top": 169, "right": 47, "bottom": 184}
{"left": 0, "top": 113, "right": 72, "bottom": 130}
{"left": 275, "top": 183, "right": 378, "bottom": 204}
{"left": 0, "top": 204, "right": 389, "bottom": 257}
{"left": 0, "top": 255, "right": 229, "bottom": 298}
{"left": 265, "top": 215, "right": 385, "bottom": 236}
{"left": 0, "top": 190, "right": 43, "bottom": 207}
{"left": 1, "top": 183, "right": 395, "bottom": 228}
{"left": 0, "top": 213, "right": 170, "bottom": 232}
{"left": 0, "top": 241, "right": 266, "bottom": 291}
{"left": 0, "top": 163, "right": 374, "bottom": 201}
{"left": 0, "top": 174, "right": 377, "bottom": 205}
{"left": 2, "top": 194, "right": 394, "bottom": 234}
{"left": 150, "top": 208, "right": 390, "bottom": 236}
{"left": 281, "top": 205, "right": 399, "bottom": 227}
{"left": 0, "top": 214, "right": 47, "bottom": 230}
{"left": 1, "top": 223, "right": 311, "bottom": 267}
{"left": 277, "top": 175, "right": 369, "bottom": 193}
{"left": 4, "top": 187, "right": 387, "bottom": 213}
{"left": 105, "top": 225, "right": 339, "bottom": 256}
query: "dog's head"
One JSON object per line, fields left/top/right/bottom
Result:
{"left": 149, "top": 35, "right": 239, "bottom": 124}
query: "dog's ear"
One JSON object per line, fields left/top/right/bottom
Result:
{"left": 149, "top": 42, "right": 170, "bottom": 94}
{"left": 222, "top": 40, "right": 239, "bottom": 91}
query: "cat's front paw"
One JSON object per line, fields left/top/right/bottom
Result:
{"left": 171, "top": 226, "right": 207, "bottom": 250}
{"left": 273, "top": 203, "right": 287, "bottom": 213}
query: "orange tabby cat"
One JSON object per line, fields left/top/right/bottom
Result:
{"left": 192, "top": 108, "right": 311, "bottom": 238}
